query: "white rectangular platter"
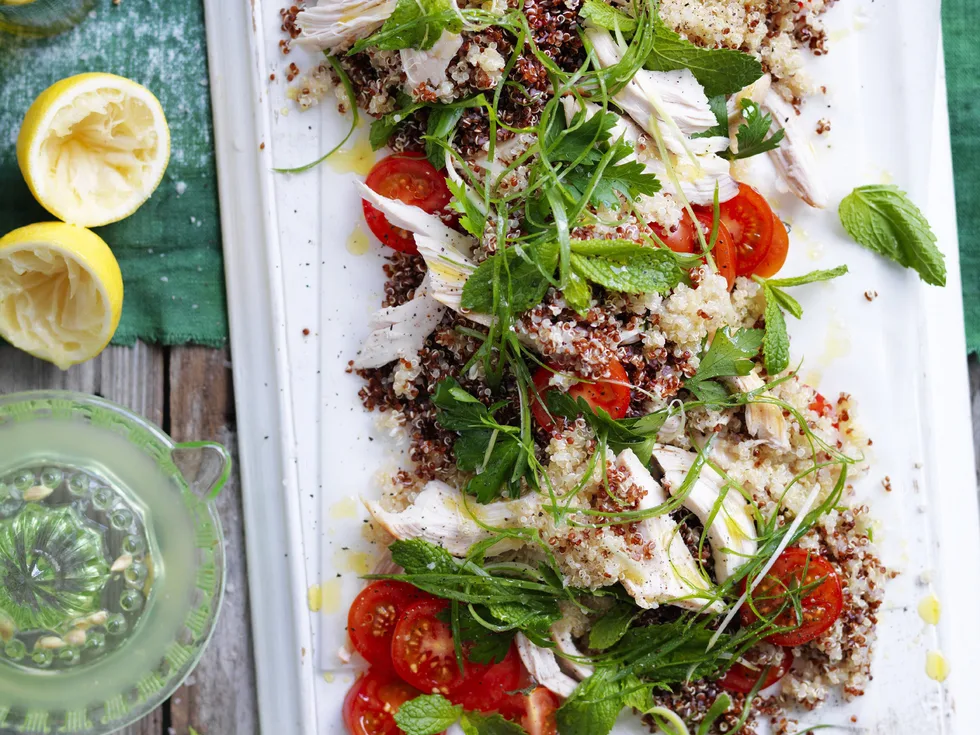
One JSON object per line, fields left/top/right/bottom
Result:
{"left": 201, "top": 0, "right": 980, "bottom": 733}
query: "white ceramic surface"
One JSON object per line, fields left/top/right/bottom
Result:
{"left": 203, "top": 0, "right": 980, "bottom": 732}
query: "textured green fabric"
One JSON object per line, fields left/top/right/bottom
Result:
{"left": 0, "top": 0, "right": 228, "bottom": 348}
{"left": 943, "top": 0, "right": 980, "bottom": 355}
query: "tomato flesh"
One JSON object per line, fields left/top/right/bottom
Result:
{"left": 718, "top": 646, "right": 793, "bottom": 694}
{"left": 348, "top": 581, "right": 432, "bottom": 668}
{"left": 741, "top": 548, "right": 844, "bottom": 647}
{"left": 391, "top": 599, "right": 465, "bottom": 694}
{"left": 362, "top": 153, "right": 451, "bottom": 254}
{"left": 450, "top": 642, "right": 523, "bottom": 712}
{"left": 499, "top": 687, "right": 560, "bottom": 735}
{"left": 651, "top": 211, "right": 736, "bottom": 290}
{"left": 530, "top": 359, "right": 632, "bottom": 432}
{"left": 716, "top": 183, "right": 788, "bottom": 278}
{"left": 343, "top": 669, "right": 424, "bottom": 735}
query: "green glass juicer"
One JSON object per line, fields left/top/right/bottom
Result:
{"left": 0, "top": 392, "right": 230, "bottom": 734}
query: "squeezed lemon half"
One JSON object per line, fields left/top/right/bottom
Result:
{"left": 17, "top": 73, "right": 170, "bottom": 228}
{"left": 0, "top": 222, "right": 124, "bottom": 369}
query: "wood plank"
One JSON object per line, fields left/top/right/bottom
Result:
{"left": 166, "top": 346, "right": 258, "bottom": 735}
{"left": 0, "top": 343, "right": 166, "bottom": 735}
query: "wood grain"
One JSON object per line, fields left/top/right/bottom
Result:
{"left": 165, "top": 346, "right": 259, "bottom": 735}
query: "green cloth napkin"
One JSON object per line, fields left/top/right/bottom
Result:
{"left": 943, "top": 0, "right": 980, "bottom": 355}
{"left": 0, "top": 0, "right": 228, "bottom": 348}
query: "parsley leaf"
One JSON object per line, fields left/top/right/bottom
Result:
{"left": 588, "top": 603, "right": 639, "bottom": 650}
{"left": 570, "top": 248, "right": 686, "bottom": 294}
{"left": 460, "top": 712, "right": 528, "bottom": 735}
{"left": 394, "top": 695, "right": 463, "bottom": 735}
{"left": 432, "top": 378, "right": 528, "bottom": 502}
{"left": 728, "top": 100, "right": 785, "bottom": 160}
{"left": 545, "top": 391, "right": 666, "bottom": 463}
{"left": 839, "top": 185, "right": 945, "bottom": 286}
{"left": 693, "top": 94, "right": 729, "bottom": 139}
{"left": 447, "top": 178, "right": 488, "bottom": 239}
{"left": 565, "top": 149, "right": 661, "bottom": 208}
{"left": 645, "top": 20, "right": 764, "bottom": 98}
{"left": 684, "top": 327, "right": 763, "bottom": 403}
{"left": 351, "top": 0, "right": 461, "bottom": 52}
{"left": 580, "top": 0, "right": 637, "bottom": 34}
{"left": 762, "top": 297, "right": 790, "bottom": 375}
{"left": 547, "top": 108, "right": 618, "bottom": 162}
{"left": 447, "top": 607, "right": 516, "bottom": 664}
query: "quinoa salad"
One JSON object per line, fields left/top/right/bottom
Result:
{"left": 282, "top": 1, "right": 946, "bottom": 734}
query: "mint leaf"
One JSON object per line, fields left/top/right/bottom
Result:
{"left": 390, "top": 539, "right": 460, "bottom": 575}
{"left": 351, "top": 0, "right": 461, "bottom": 52}
{"left": 556, "top": 668, "right": 626, "bottom": 735}
{"left": 563, "top": 269, "right": 593, "bottom": 313}
{"left": 461, "top": 243, "right": 558, "bottom": 314}
{"left": 460, "top": 712, "right": 528, "bottom": 735}
{"left": 766, "top": 265, "right": 848, "bottom": 289}
{"left": 394, "top": 695, "right": 463, "bottom": 735}
{"left": 645, "top": 20, "right": 764, "bottom": 98}
{"left": 729, "top": 100, "right": 785, "bottom": 160}
{"left": 426, "top": 106, "right": 465, "bottom": 168}
{"left": 621, "top": 674, "right": 653, "bottom": 712}
{"left": 762, "top": 295, "right": 790, "bottom": 375}
{"left": 588, "top": 603, "right": 639, "bottom": 650}
{"left": 685, "top": 327, "right": 763, "bottom": 402}
{"left": 571, "top": 248, "right": 685, "bottom": 294}
{"left": 580, "top": 0, "right": 637, "bottom": 33}
{"left": 765, "top": 285, "right": 803, "bottom": 319}
{"left": 839, "top": 185, "right": 945, "bottom": 286}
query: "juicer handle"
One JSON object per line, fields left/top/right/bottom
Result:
{"left": 172, "top": 441, "right": 233, "bottom": 500}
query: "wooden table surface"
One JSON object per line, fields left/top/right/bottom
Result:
{"left": 2, "top": 344, "right": 979, "bottom": 735}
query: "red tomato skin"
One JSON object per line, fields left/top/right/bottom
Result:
{"left": 343, "top": 669, "right": 424, "bottom": 735}
{"left": 741, "top": 548, "right": 845, "bottom": 647}
{"left": 347, "top": 581, "right": 432, "bottom": 669}
{"left": 754, "top": 210, "right": 789, "bottom": 278}
{"left": 499, "top": 687, "right": 560, "bottom": 735}
{"left": 651, "top": 211, "right": 736, "bottom": 290}
{"left": 530, "top": 360, "right": 631, "bottom": 432}
{"left": 718, "top": 647, "right": 794, "bottom": 694}
{"left": 449, "top": 642, "right": 523, "bottom": 712}
{"left": 362, "top": 153, "right": 451, "bottom": 254}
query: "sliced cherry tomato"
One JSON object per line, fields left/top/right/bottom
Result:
{"left": 343, "top": 669, "right": 424, "bottom": 735}
{"left": 347, "top": 581, "right": 432, "bottom": 668}
{"left": 651, "top": 211, "right": 736, "bottom": 290}
{"left": 809, "top": 393, "right": 833, "bottom": 418}
{"left": 740, "top": 548, "right": 844, "bottom": 647}
{"left": 718, "top": 183, "right": 788, "bottom": 278}
{"left": 718, "top": 646, "right": 794, "bottom": 694}
{"left": 391, "top": 599, "right": 464, "bottom": 694}
{"left": 530, "top": 359, "right": 632, "bottom": 432}
{"left": 450, "top": 642, "right": 523, "bottom": 712}
{"left": 499, "top": 687, "right": 560, "bottom": 735}
{"left": 362, "top": 153, "right": 451, "bottom": 254}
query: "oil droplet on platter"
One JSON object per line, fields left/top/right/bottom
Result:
{"left": 319, "top": 579, "right": 343, "bottom": 614}
{"left": 347, "top": 226, "right": 370, "bottom": 256}
{"left": 330, "top": 496, "right": 359, "bottom": 519}
{"left": 918, "top": 594, "right": 941, "bottom": 625}
{"left": 307, "top": 584, "right": 322, "bottom": 613}
{"left": 323, "top": 672, "right": 335, "bottom": 683}
{"left": 329, "top": 134, "right": 376, "bottom": 176}
{"left": 925, "top": 650, "right": 949, "bottom": 682}
{"left": 332, "top": 550, "right": 373, "bottom": 577}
